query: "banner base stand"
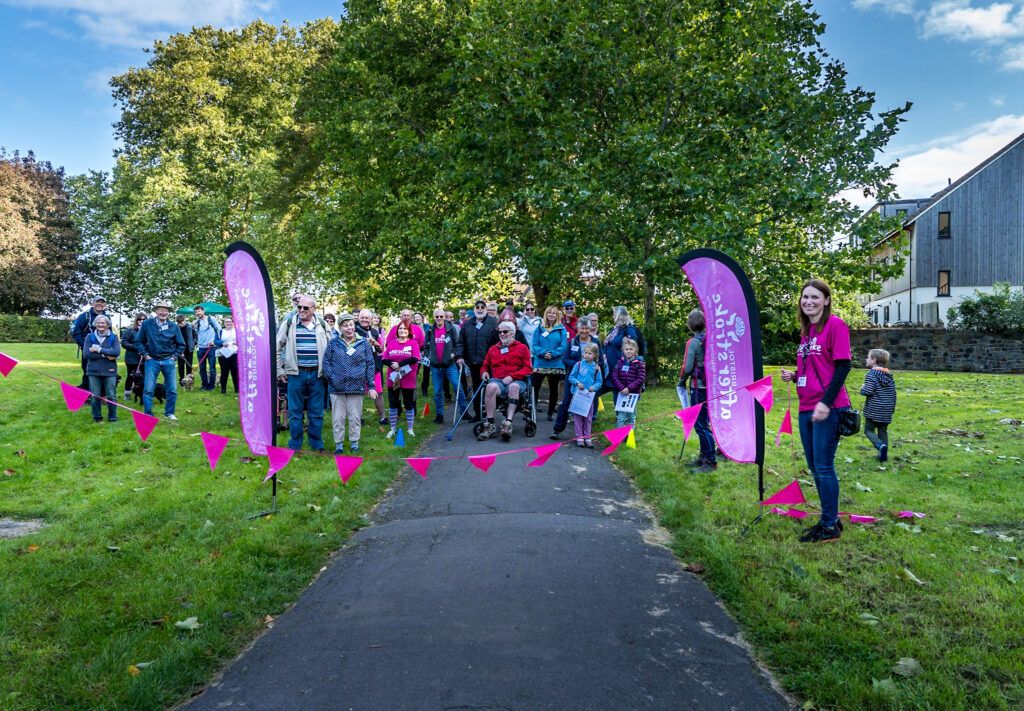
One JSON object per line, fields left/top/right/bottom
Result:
{"left": 248, "top": 475, "right": 278, "bottom": 519}
{"left": 740, "top": 507, "right": 767, "bottom": 537}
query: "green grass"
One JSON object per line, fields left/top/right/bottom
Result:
{"left": 0, "top": 343, "right": 438, "bottom": 710}
{"left": 611, "top": 367, "right": 1024, "bottom": 710}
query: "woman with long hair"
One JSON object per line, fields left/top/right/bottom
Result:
{"left": 531, "top": 305, "right": 568, "bottom": 420}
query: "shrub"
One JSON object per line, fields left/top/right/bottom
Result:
{"left": 946, "top": 283, "right": 1024, "bottom": 336}
{"left": 0, "top": 314, "right": 71, "bottom": 342}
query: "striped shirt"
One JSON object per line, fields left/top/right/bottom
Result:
{"left": 860, "top": 368, "right": 896, "bottom": 423}
{"left": 295, "top": 321, "right": 320, "bottom": 368}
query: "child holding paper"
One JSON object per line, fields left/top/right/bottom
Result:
{"left": 568, "top": 343, "right": 603, "bottom": 448}
{"left": 860, "top": 348, "right": 896, "bottom": 462}
{"left": 610, "top": 337, "right": 645, "bottom": 427}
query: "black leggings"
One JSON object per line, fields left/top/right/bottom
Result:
{"left": 218, "top": 354, "right": 238, "bottom": 393}
{"left": 387, "top": 387, "right": 416, "bottom": 410}
{"left": 531, "top": 372, "right": 563, "bottom": 416}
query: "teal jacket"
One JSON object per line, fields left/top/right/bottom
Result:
{"left": 531, "top": 322, "right": 568, "bottom": 369}
{"left": 568, "top": 359, "right": 603, "bottom": 392}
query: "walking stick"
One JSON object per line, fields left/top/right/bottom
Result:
{"left": 446, "top": 374, "right": 487, "bottom": 441}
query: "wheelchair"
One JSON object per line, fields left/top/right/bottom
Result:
{"left": 471, "top": 376, "right": 538, "bottom": 439}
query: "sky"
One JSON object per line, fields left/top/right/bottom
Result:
{"left": 1, "top": 0, "right": 1023, "bottom": 209}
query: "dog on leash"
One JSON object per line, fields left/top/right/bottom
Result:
{"left": 132, "top": 379, "right": 166, "bottom": 404}
{"left": 180, "top": 372, "right": 195, "bottom": 391}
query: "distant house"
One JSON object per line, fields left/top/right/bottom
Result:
{"left": 863, "top": 131, "right": 1024, "bottom": 325}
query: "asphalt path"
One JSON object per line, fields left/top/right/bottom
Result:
{"left": 183, "top": 414, "right": 791, "bottom": 711}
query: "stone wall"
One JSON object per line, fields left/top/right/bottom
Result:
{"left": 850, "top": 328, "right": 1024, "bottom": 373}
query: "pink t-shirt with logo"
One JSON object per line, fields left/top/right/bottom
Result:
{"left": 796, "top": 315, "right": 852, "bottom": 413}
{"left": 382, "top": 339, "right": 421, "bottom": 389}
{"left": 434, "top": 329, "right": 447, "bottom": 362}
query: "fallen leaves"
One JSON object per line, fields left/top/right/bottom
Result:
{"left": 901, "top": 567, "right": 927, "bottom": 586}
{"left": 937, "top": 428, "right": 985, "bottom": 438}
{"left": 893, "top": 657, "right": 924, "bottom": 677}
{"left": 683, "top": 562, "right": 705, "bottom": 574}
{"left": 3, "top": 469, "right": 14, "bottom": 476}
{"left": 854, "top": 482, "right": 873, "bottom": 492}
{"left": 174, "top": 617, "right": 202, "bottom": 631}
{"left": 858, "top": 612, "right": 881, "bottom": 626}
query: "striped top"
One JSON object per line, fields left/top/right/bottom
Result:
{"left": 295, "top": 321, "right": 320, "bottom": 368}
{"left": 860, "top": 367, "right": 896, "bottom": 423}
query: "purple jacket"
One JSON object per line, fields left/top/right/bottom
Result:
{"left": 609, "top": 356, "right": 646, "bottom": 392}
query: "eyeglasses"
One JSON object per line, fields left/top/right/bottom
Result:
{"left": 298, "top": 305, "right": 312, "bottom": 311}
{"left": 565, "top": 306, "right": 575, "bottom": 310}
{"left": 525, "top": 307, "right": 535, "bottom": 312}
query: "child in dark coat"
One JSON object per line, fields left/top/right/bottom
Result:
{"left": 609, "top": 337, "right": 645, "bottom": 427}
{"left": 860, "top": 348, "right": 897, "bottom": 462}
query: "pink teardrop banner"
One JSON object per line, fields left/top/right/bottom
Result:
{"left": 406, "top": 457, "right": 433, "bottom": 478}
{"left": 674, "top": 404, "right": 702, "bottom": 441}
{"left": 600, "top": 425, "right": 633, "bottom": 456}
{"left": 59, "top": 381, "right": 92, "bottom": 412}
{"left": 468, "top": 453, "right": 497, "bottom": 473}
{"left": 528, "top": 442, "right": 562, "bottom": 468}
{"left": 131, "top": 410, "right": 159, "bottom": 441}
{"left": 200, "top": 432, "right": 230, "bottom": 471}
{"left": 335, "top": 455, "right": 363, "bottom": 484}
{"left": 744, "top": 376, "right": 774, "bottom": 413}
{"left": 264, "top": 445, "right": 294, "bottom": 482}
{"left": 0, "top": 351, "right": 17, "bottom": 377}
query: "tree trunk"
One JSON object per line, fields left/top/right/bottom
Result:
{"left": 642, "top": 270, "right": 660, "bottom": 385}
{"left": 531, "top": 279, "right": 550, "bottom": 310}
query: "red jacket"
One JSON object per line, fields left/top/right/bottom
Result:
{"left": 482, "top": 340, "right": 533, "bottom": 381}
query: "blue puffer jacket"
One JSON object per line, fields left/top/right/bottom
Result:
{"left": 531, "top": 322, "right": 568, "bottom": 370}
{"left": 84, "top": 332, "right": 121, "bottom": 376}
{"left": 322, "top": 336, "right": 376, "bottom": 395}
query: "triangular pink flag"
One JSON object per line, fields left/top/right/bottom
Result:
{"left": 335, "top": 455, "right": 363, "bottom": 484}
{"left": 406, "top": 457, "right": 433, "bottom": 478}
{"left": 528, "top": 442, "right": 562, "bottom": 468}
{"left": 59, "top": 381, "right": 92, "bottom": 412}
{"left": 775, "top": 408, "right": 793, "bottom": 447}
{"left": 745, "top": 376, "right": 774, "bottom": 413}
{"left": 600, "top": 425, "right": 633, "bottom": 456}
{"left": 761, "top": 480, "right": 806, "bottom": 506}
{"left": 849, "top": 514, "right": 878, "bottom": 524}
{"left": 897, "top": 511, "right": 926, "bottom": 519}
{"left": 771, "top": 507, "right": 809, "bottom": 519}
{"left": 674, "top": 404, "right": 702, "bottom": 440}
{"left": 264, "top": 445, "right": 294, "bottom": 482}
{"left": 200, "top": 432, "right": 230, "bottom": 471}
{"left": 0, "top": 351, "right": 17, "bottom": 377}
{"left": 468, "top": 453, "right": 497, "bottom": 473}
{"left": 131, "top": 410, "right": 159, "bottom": 441}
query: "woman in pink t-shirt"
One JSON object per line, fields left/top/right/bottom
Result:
{"left": 382, "top": 322, "right": 421, "bottom": 439}
{"left": 781, "top": 278, "right": 851, "bottom": 544}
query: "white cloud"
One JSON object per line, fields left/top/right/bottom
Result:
{"left": 991, "top": 94, "right": 1006, "bottom": 104}
{"left": 922, "top": 1, "right": 1024, "bottom": 42}
{"left": 890, "top": 114, "right": 1024, "bottom": 198}
{"left": 2, "top": 0, "right": 273, "bottom": 48}
{"left": 1004, "top": 42, "right": 1024, "bottom": 67}
{"left": 854, "top": 0, "right": 916, "bottom": 14}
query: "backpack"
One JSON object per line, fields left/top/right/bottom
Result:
{"left": 206, "top": 316, "right": 224, "bottom": 348}
{"left": 683, "top": 334, "right": 705, "bottom": 380}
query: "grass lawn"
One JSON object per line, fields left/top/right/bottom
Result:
{"left": 0, "top": 343, "right": 439, "bottom": 710}
{"left": 611, "top": 367, "right": 1024, "bottom": 710}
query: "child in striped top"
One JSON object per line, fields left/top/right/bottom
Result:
{"left": 860, "top": 348, "right": 896, "bottom": 462}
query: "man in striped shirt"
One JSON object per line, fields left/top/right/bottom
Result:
{"left": 277, "top": 295, "right": 330, "bottom": 451}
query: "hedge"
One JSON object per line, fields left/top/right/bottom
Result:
{"left": 0, "top": 314, "right": 71, "bottom": 343}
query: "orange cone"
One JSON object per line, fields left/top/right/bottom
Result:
{"left": 422, "top": 402, "right": 430, "bottom": 417}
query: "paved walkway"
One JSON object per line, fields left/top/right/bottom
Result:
{"left": 184, "top": 419, "right": 791, "bottom": 710}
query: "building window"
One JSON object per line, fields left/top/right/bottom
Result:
{"left": 938, "top": 270, "right": 951, "bottom": 296}
{"left": 883, "top": 305, "right": 890, "bottom": 323}
{"left": 938, "top": 211, "right": 951, "bottom": 239}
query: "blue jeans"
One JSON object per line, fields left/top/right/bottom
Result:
{"left": 431, "top": 364, "right": 467, "bottom": 418}
{"left": 798, "top": 408, "right": 846, "bottom": 530}
{"left": 143, "top": 358, "right": 178, "bottom": 416}
{"left": 287, "top": 370, "right": 326, "bottom": 450}
{"left": 691, "top": 387, "right": 716, "bottom": 463}
{"left": 197, "top": 346, "right": 217, "bottom": 389}
{"left": 88, "top": 375, "right": 117, "bottom": 420}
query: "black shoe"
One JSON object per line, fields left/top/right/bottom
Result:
{"left": 378, "top": 417, "right": 388, "bottom": 425}
{"left": 467, "top": 414, "right": 481, "bottom": 423}
{"left": 433, "top": 414, "right": 445, "bottom": 424}
{"left": 879, "top": 444, "right": 888, "bottom": 462}
{"left": 546, "top": 414, "right": 553, "bottom": 421}
{"left": 108, "top": 417, "right": 118, "bottom": 422}
{"left": 799, "top": 523, "right": 841, "bottom": 543}
{"left": 693, "top": 462, "right": 717, "bottom": 473}
{"left": 549, "top": 431, "right": 562, "bottom": 441}
{"left": 688, "top": 457, "right": 704, "bottom": 468}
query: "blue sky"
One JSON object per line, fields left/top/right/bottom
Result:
{"left": 1, "top": 0, "right": 1022, "bottom": 207}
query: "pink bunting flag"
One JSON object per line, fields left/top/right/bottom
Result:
{"left": 264, "top": 445, "right": 294, "bottom": 482}
{"left": 200, "top": 432, "right": 230, "bottom": 471}
{"left": 771, "top": 507, "right": 809, "bottom": 519}
{"left": 59, "top": 381, "right": 92, "bottom": 412}
{"left": 131, "top": 410, "right": 159, "bottom": 441}
{"left": 775, "top": 408, "right": 792, "bottom": 447}
{"left": 335, "top": 455, "right": 363, "bottom": 484}
{"left": 406, "top": 457, "right": 433, "bottom": 478}
{"left": 528, "top": 442, "right": 562, "bottom": 468}
{"left": 468, "top": 453, "right": 497, "bottom": 473}
{"left": 674, "top": 404, "right": 702, "bottom": 441}
{"left": 849, "top": 514, "right": 878, "bottom": 524}
{"left": 897, "top": 511, "right": 927, "bottom": 519}
{"left": 0, "top": 351, "right": 17, "bottom": 377}
{"left": 744, "top": 375, "right": 774, "bottom": 413}
{"left": 600, "top": 425, "right": 633, "bottom": 456}
{"left": 761, "top": 479, "right": 806, "bottom": 506}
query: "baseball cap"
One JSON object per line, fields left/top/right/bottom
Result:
{"left": 92, "top": 295, "right": 107, "bottom": 303}
{"left": 563, "top": 300, "right": 575, "bottom": 308}
{"left": 474, "top": 299, "right": 486, "bottom": 308}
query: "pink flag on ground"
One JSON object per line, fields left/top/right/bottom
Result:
{"left": 131, "top": 410, "right": 159, "bottom": 441}
{"left": 335, "top": 455, "right": 363, "bottom": 484}
{"left": 744, "top": 376, "right": 774, "bottom": 413}
{"left": 774, "top": 408, "right": 793, "bottom": 447}
{"left": 600, "top": 425, "right": 633, "bottom": 456}
{"left": 771, "top": 507, "right": 809, "bottom": 519}
{"left": 59, "top": 381, "right": 92, "bottom": 412}
{"left": 468, "top": 454, "right": 497, "bottom": 473}
{"left": 849, "top": 514, "right": 878, "bottom": 524}
{"left": 761, "top": 480, "right": 806, "bottom": 506}
{"left": 264, "top": 445, "right": 294, "bottom": 482}
{"left": 200, "top": 432, "right": 230, "bottom": 471}
{"left": 897, "top": 511, "right": 927, "bottom": 519}
{"left": 674, "top": 404, "right": 702, "bottom": 440}
{"left": 528, "top": 442, "right": 562, "bottom": 468}
{"left": 0, "top": 351, "right": 17, "bottom": 377}
{"left": 406, "top": 457, "right": 433, "bottom": 478}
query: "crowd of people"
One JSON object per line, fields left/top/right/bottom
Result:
{"left": 69, "top": 279, "right": 895, "bottom": 545}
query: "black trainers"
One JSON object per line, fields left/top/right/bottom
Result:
{"left": 433, "top": 414, "right": 445, "bottom": 424}
{"left": 692, "top": 460, "right": 717, "bottom": 473}
{"left": 879, "top": 444, "right": 888, "bottom": 462}
{"left": 799, "top": 523, "right": 841, "bottom": 543}
{"left": 549, "top": 431, "right": 562, "bottom": 441}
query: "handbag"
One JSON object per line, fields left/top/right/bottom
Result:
{"left": 838, "top": 408, "right": 861, "bottom": 437}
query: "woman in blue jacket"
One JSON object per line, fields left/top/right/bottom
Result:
{"left": 84, "top": 315, "right": 121, "bottom": 422}
{"left": 531, "top": 305, "right": 568, "bottom": 420}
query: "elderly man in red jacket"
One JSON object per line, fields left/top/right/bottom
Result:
{"left": 477, "top": 321, "right": 534, "bottom": 441}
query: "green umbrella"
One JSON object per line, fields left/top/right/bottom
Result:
{"left": 176, "top": 301, "right": 232, "bottom": 316}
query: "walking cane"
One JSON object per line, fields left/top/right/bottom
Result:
{"left": 446, "top": 373, "right": 487, "bottom": 441}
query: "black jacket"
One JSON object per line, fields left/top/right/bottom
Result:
{"left": 459, "top": 315, "right": 499, "bottom": 365}
{"left": 425, "top": 322, "right": 464, "bottom": 367}
{"left": 121, "top": 327, "right": 142, "bottom": 365}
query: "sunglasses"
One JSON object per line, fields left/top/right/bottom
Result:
{"left": 565, "top": 306, "right": 575, "bottom": 310}
{"left": 298, "top": 305, "right": 312, "bottom": 311}
{"left": 525, "top": 307, "right": 535, "bottom": 311}
{"left": 499, "top": 330, "right": 514, "bottom": 335}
